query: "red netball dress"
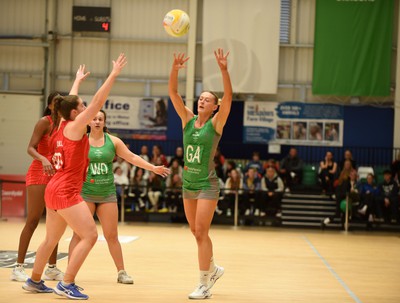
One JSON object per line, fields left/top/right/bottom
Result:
{"left": 25, "top": 116, "right": 53, "bottom": 186}
{"left": 45, "top": 120, "right": 89, "bottom": 210}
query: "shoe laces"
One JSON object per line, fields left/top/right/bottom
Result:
{"left": 72, "top": 283, "right": 84, "bottom": 291}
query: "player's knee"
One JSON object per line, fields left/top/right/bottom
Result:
{"left": 193, "top": 227, "right": 208, "bottom": 242}
{"left": 25, "top": 218, "right": 40, "bottom": 231}
{"left": 87, "top": 229, "right": 98, "bottom": 246}
{"left": 104, "top": 231, "right": 118, "bottom": 243}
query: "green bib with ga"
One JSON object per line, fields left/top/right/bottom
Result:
{"left": 82, "top": 133, "right": 116, "bottom": 197}
{"left": 183, "top": 116, "right": 221, "bottom": 191}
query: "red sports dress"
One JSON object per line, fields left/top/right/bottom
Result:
{"left": 25, "top": 116, "right": 53, "bottom": 186}
{"left": 45, "top": 120, "right": 89, "bottom": 210}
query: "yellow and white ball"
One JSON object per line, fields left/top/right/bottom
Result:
{"left": 163, "top": 9, "right": 190, "bottom": 37}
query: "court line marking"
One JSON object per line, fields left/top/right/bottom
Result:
{"left": 302, "top": 235, "right": 363, "bottom": 303}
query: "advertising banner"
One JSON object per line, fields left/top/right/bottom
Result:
{"left": 243, "top": 101, "right": 343, "bottom": 146}
{"left": 82, "top": 95, "right": 168, "bottom": 140}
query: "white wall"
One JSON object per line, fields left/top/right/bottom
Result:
{"left": 0, "top": 94, "right": 42, "bottom": 174}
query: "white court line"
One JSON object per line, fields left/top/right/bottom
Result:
{"left": 65, "top": 235, "right": 139, "bottom": 243}
{"left": 302, "top": 235, "right": 363, "bottom": 303}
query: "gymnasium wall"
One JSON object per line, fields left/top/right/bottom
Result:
{"left": 0, "top": 94, "right": 43, "bottom": 175}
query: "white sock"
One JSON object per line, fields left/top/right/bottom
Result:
{"left": 209, "top": 257, "right": 216, "bottom": 272}
{"left": 199, "top": 271, "right": 209, "bottom": 285}
{"left": 61, "top": 281, "right": 72, "bottom": 287}
{"left": 16, "top": 263, "right": 24, "bottom": 268}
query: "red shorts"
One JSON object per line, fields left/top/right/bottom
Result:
{"left": 45, "top": 179, "right": 84, "bottom": 210}
{"left": 26, "top": 161, "right": 52, "bottom": 186}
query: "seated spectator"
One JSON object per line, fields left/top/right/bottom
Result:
{"left": 139, "top": 145, "right": 150, "bottom": 162}
{"left": 169, "top": 158, "right": 183, "bottom": 179}
{"left": 376, "top": 170, "right": 399, "bottom": 223}
{"left": 220, "top": 169, "right": 243, "bottom": 217}
{"left": 151, "top": 144, "right": 168, "bottom": 167}
{"left": 214, "top": 147, "right": 226, "bottom": 180}
{"left": 347, "top": 169, "right": 361, "bottom": 218}
{"left": 279, "top": 147, "right": 303, "bottom": 191}
{"left": 358, "top": 173, "right": 379, "bottom": 223}
{"left": 215, "top": 177, "right": 226, "bottom": 215}
{"left": 244, "top": 151, "right": 264, "bottom": 176}
{"left": 165, "top": 174, "right": 183, "bottom": 213}
{"left": 263, "top": 158, "right": 280, "bottom": 173}
{"left": 322, "top": 159, "right": 354, "bottom": 227}
{"left": 169, "top": 146, "right": 184, "bottom": 167}
{"left": 338, "top": 149, "right": 357, "bottom": 173}
{"left": 224, "top": 160, "right": 242, "bottom": 181}
{"left": 147, "top": 171, "right": 165, "bottom": 212}
{"left": 242, "top": 168, "right": 262, "bottom": 216}
{"left": 390, "top": 152, "right": 400, "bottom": 183}
{"left": 114, "top": 166, "right": 129, "bottom": 204}
{"left": 127, "top": 167, "right": 148, "bottom": 211}
{"left": 318, "top": 151, "right": 338, "bottom": 195}
{"left": 261, "top": 167, "right": 284, "bottom": 217}
{"left": 113, "top": 156, "right": 131, "bottom": 180}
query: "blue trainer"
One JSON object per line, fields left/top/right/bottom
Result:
{"left": 22, "top": 278, "right": 54, "bottom": 293}
{"left": 54, "top": 282, "right": 89, "bottom": 300}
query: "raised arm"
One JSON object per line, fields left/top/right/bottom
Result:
{"left": 212, "top": 48, "right": 233, "bottom": 135}
{"left": 69, "top": 64, "right": 90, "bottom": 95}
{"left": 168, "top": 53, "right": 194, "bottom": 128}
{"left": 112, "top": 136, "right": 170, "bottom": 178}
{"left": 68, "top": 53, "right": 127, "bottom": 137}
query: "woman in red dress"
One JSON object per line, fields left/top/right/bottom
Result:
{"left": 22, "top": 54, "right": 127, "bottom": 300}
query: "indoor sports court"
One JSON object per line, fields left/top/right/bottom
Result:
{"left": 1, "top": 0, "right": 400, "bottom": 302}
{"left": 0, "top": 220, "right": 399, "bottom": 302}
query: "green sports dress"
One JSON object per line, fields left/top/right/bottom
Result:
{"left": 81, "top": 133, "right": 118, "bottom": 203}
{"left": 182, "top": 116, "right": 221, "bottom": 200}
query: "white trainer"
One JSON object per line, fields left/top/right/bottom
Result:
{"left": 207, "top": 265, "right": 224, "bottom": 290}
{"left": 10, "top": 265, "right": 29, "bottom": 282}
{"left": 43, "top": 266, "right": 64, "bottom": 281}
{"left": 117, "top": 270, "right": 134, "bottom": 284}
{"left": 188, "top": 284, "right": 212, "bottom": 300}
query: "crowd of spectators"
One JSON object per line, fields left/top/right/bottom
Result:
{"left": 112, "top": 144, "right": 400, "bottom": 225}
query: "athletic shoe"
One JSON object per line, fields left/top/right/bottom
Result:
{"left": 188, "top": 284, "right": 211, "bottom": 300}
{"left": 43, "top": 266, "right": 64, "bottom": 281}
{"left": 10, "top": 265, "right": 29, "bottom": 282}
{"left": 22, "top": 278, "right": 54, "bottom": 293}
{"left": 117, "top": 270, "right": 134, "bottom": 284}
{"left": 357, "top": 205, "right": 367, "bottom": 216}
{"left": 244, "top": 209, "right": 250, "bottom": 216}
{"left": 54, "top": 282, "right": 89, "bottom": 300}
{"left": 207, "top": 265, "right": 224, "bottom": 291}
{"left": 254, "top": 209, "right": 260, "bottom": 216}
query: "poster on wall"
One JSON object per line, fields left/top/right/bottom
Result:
{"left": 81, "top": 95, "right": 168, "bottom": 140}
{"left": 243, "top": 101, "right": 343, "bottom": 146}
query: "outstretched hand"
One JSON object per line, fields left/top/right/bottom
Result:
{"left": 112, "top": 53, "right": 128, "bottom": 75}
{"left": 214, "top": 48, "right": 230, "bottom": 71}
{"left": 153, "top": 165, "right": 171, "bottom": 178}
{"left": 75, "top": 64, "right": 90, "bottom": 82}
{"left": 172, "top": 53, "right": 190, "bottom": 71}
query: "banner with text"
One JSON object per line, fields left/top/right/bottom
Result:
{"left": 243, "top": 101, "right": 343, "bottom": 146}
{"left": 81, "top": 95, "right": 168, "bottom": 140}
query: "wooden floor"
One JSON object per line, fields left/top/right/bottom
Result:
{"left": 0, "top": 218, "right": 399, "bottom": 303}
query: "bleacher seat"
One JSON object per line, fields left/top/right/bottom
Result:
{"left": 302, "top": 165, "right": 318, "bottom": 186}
{"left": 357, "top": 166, "right": 374, "bottom": 182}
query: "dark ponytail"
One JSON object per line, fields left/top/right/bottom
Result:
{"left": 43, "top": 91, "right": 61, "bottom": 116}
{"left": 50, "top": 95, "right": 80, "bottom": 135}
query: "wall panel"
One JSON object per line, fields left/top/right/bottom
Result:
{"left": 0, "top": 0, "right": 46, "bottom": 36}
